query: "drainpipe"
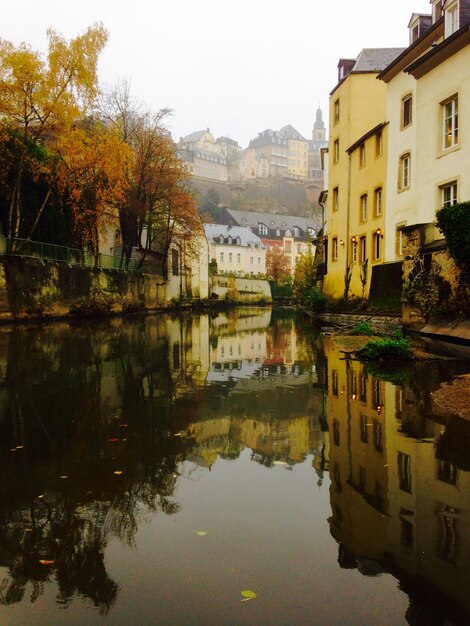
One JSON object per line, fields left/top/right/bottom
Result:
{"left": 345, "top": 152, "right": 352, "bottom": 296}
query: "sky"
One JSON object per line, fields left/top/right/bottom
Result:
{"left": 2, "top": 0, "right": 432, "bottom": 148}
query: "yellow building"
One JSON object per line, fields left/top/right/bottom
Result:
{"left": 325, "top": 49, "right": 404, "bottom": 299}
{"left": 278, "top": 125, "right": 309, "bottom": 180}
{"left": 379, "top": 1, "right": 470, "bottom": 273}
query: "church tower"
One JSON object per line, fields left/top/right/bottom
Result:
{"left": 312, "top": 107, "right": 326, "bottom": 141}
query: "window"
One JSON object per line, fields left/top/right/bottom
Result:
{"left": 220, "top": 252, "right": 224, "bottom": 263}
{"left": 437, "top": 459, "right": 458, "bottom": 485}
{"left": 375, "top": 131, "right": 383, "bottom": 157}
{"left": 333, "top": 419, "right": 340, "bottom": 446}
{"left": 334, "top": 139, "right": 340, "bottom": 163}
{"left": 401, "top": 95, "right": 412, "bottom": 128}
{"left": 373, "top": 232, "right": 382, "bottom": 261}
{"left": 258, "top": 223, "right": 268, "bottom": 235}
{"left": 441, "top": 181, "right": 458, "bottom": 207}
{"left": 359, "top": 236, "right": 367, "bottom": 263}
{"left": 360, "top": 415, "right": 369, "bottom": 443}
{"left": 332, "top": 237, "right": 338, "bottom": 261}
{"left": 395, "top": 227, "right": 404, "bottom": 258}
{"left": 351, "top": 238, "right": 358, "bottom": 262}
{"left": 360, "top": 194, "right": 368, "bottom": 222}
{"left": 333, "top": 186, "right": 339, "bottom": 212}
{"left": 399, "top": 153, "right": 411, "bottom": 190}
{"left": 332, "top": 370, "right": 339, "bottom": 396}
{"left": 257, "top": 257, "right": 261, "bottom": 265}
{"left": 171, "top": 249, "right": 179, "bottom": 276}
{"left": 398, "top": 452, "right": 412, "bottom": 493}
{"left": 334, "top": 99, "right": 340, "bottom": 123}
{"left": 250, "top": 256, "right": 254, "bottom": 265}
{"left": 359, "top": 143, "right": 365, "bottom": 167}
{"left": 373, "top": 420, "right": 383, "bottom": 452}
{"left": 443, "top": 95, "right": 458, "bottom": 149}
{"left": 374, "top": 187, "right": 383, "bottom": 217}
{"left": 237, "top": 253, "right": 241, "bottom": 264}
{"left": 228, "top": 252, "right": 232, "bottom": 264}
{"left": 445, "top": 1, "right": 459, "bottom": 36}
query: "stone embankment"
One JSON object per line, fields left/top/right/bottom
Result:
{"left": 316, "top": 312, "right": 402, "bottom": 335}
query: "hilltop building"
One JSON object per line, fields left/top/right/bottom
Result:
{"left": 178, "top": 129, "right": 240, "bottom": 181}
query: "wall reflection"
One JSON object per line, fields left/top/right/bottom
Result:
{"left": 0, "top": 309, "right": 326, "bottom": 613}
{"left": 323, "top": 335, "right": 470, "bottom": 625}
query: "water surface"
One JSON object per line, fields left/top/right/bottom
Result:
{"left": 0, "top": 309, "right": 469, "bottom": 625}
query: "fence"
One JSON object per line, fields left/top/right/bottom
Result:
{"left": 0, "top": 236, "right": 157, "bottom": 274}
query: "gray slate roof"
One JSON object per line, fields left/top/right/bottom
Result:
{"left": 181, "top": 129, "right": 210, "bottom": 143}
{"left": 204, "top": 224, "right": 264, "bottom": 247}
{"left": 352, "top": 48, "right": 406, "bottom": 72}
{"left": 278, "top": 125, "right": 307, "bottom": 141}
{"left": 225, "top": 209, "right": 319, "bottom": 233}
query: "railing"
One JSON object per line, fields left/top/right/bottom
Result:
{"left": 0, "top": 236, "right": 157, "bottom": 274}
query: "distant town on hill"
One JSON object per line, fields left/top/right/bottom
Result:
{"left": 177, "top": 109, "right": 327, "bottom": 221}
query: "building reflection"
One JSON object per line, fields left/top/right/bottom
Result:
{"left": 0, "top": 309, "right": 327, "bottom": 613}
{"left": 323, "top": 336, "right": 470, "bottom": 625}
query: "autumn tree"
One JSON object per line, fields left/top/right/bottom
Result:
{"left": 53, "top": 120, "right": 132, "bottom": 256}
{"left": 0, "top": 24, "right": 108, "bottom": 239}
{"left": 129, "top": 113, "right": 201, "bottom": 274}
{"left": 293, "top": 246, "right": 326, "bottom": 311}
{"left": 99, "top": 82, "right": 201, "bottom": 273}
{"left": 266, "top": 245, "right": 290, "bottom": 284}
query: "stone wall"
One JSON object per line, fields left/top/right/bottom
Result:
{"left": 210, "top": 275, "right": 272, "bottom": 302}
{"left": 317, "top": 312, "right": 402, "bottom": 335}
{"left": 0, "top": 257, "right": 170, "bottom": 320}
{"left": 402, "top": 224, "right": 464, "bottom": 326}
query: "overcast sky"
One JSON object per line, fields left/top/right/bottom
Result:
{"left": 3, "top": 0, "right": 431, "bottom": 148}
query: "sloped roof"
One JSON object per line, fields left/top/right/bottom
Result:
{"left": 181, "top": 129, "right": 211, "bottom": 143}
{"left": 225, "top": 209, "right": 319, "bottom": 232}
{"left": 278, "top": 125, "right": 307, "bottom": 141}
{"left": 204, "top": 224, "right": 264, "bottom": 247}
{"left": 352, "top": 48, "right": 406, "bottom": 72}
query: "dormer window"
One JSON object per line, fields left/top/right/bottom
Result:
{"left": 228, "top": 236, "right": 232, "bottom": 244}
{"left": 445, "top": 0, "right": 459, "bottom": 37}
{"left": 258, "top": 223, "right": 268, "bottom": 235}
{"left": 432, "top": 0, "right": 443, "bottom": 23}
{"left": 293, "top": 227, "right": 300, "bottom": 237}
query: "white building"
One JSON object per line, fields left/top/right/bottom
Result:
{"left": 204, "top": 224, "right": 266, "bottom": 276}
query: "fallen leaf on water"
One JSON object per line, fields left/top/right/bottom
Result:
{"left": 15, "top": 445, "right": 24, "bottom": 450}
{"left": 37, "top": 495, "right": 44, "bottom": 499}
{"left": 39, "top": 559, "right": 54, "bottom": 566}
{"left": 60, "top": 475, "right": 68, "bottom": 479}
{"left": 196, "top": 531, "right": 207, "bottom": 537}
{"left": 24, "top": 528, "right": 32, "bottom": 533}
{"left": 273, "top": 461, "right": 287, "bottom": 466}
{"left": 119, "top": 424, "right": 128, "bottom": 429}
{"left": 107, "top": 438, "right": 118, "bottom": 443}
{"left": 174, "top": 432, "right": 184, "bottom": 437}
{"left": 10, "top": 448, "right": 16, "bottom": 452}
{"left": 122, "top": 438, "right": 127, "bottom": 442}
{"left": 241, "top": 590, "right": 257, "bottom": 601}
{"left": 114, "top": 470, "right": 123, "bottom": 475}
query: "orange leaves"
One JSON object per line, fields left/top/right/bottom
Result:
{"left": 39, "top": 559, "right": 55, "bottom": 566}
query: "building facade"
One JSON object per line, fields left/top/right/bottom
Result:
{"left": 324, "top": 48, "right": 404, "bottom": 299}
{"left": 204, "top": 223, "right": 266, "bottom": 276}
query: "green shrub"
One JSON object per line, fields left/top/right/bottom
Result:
{"left": 436, "top": 201, "right": 470, "bottom": 270}
{"left": 69, "top": 294, "right": 114, "bottom": 317}
{"left": 350, "top": 321, "right": 375, "bottom": 336}
{"left": 361, "top": 334, "right": 412, "bottom": 360}
{"left": 304, "top": 286, "right": 327, "bottom": 312}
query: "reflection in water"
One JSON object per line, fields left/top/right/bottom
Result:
{"left": 0, "top": 309, "right": 326, "bottom": 618}
{"left": 0, "top": 311, "right": 470, "bottom": 624}
{"left": 323, "top": 335, "right": 470, "bottom": 625}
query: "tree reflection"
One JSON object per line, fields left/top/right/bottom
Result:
{"left": 0, "top": 318, "right": 195, "bottom": 612}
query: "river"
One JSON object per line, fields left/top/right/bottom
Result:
{"left": 0, "top": 308, "right": 469, "bottom": 625}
